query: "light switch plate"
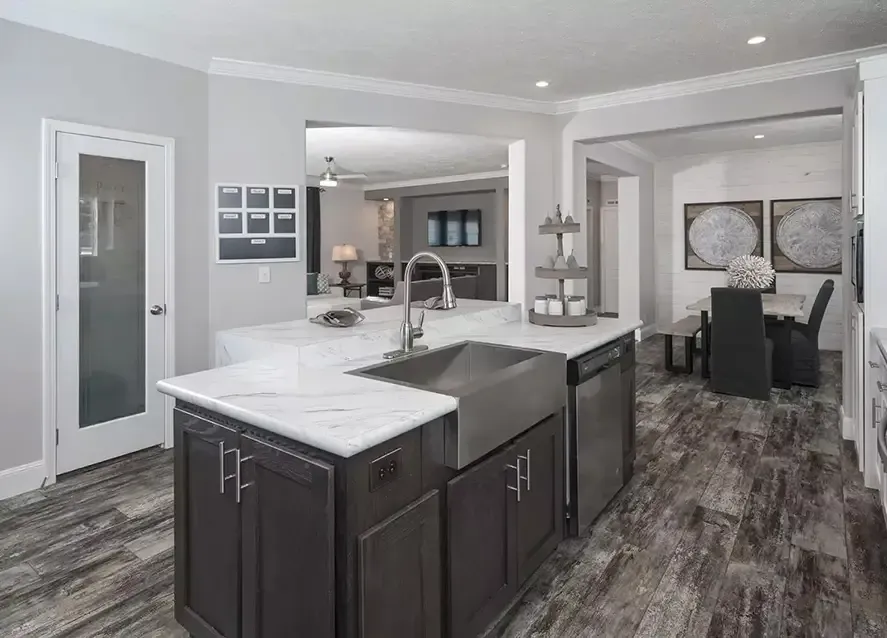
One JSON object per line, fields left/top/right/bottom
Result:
{"left": 258, "top": 266, "right": 271, "bottom": 283}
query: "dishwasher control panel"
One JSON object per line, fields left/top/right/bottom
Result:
{"left": 568, "top": 339, "right": 623, "bottom": 385}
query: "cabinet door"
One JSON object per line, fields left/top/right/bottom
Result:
{"left": 447, "top": 445, "right": 517, "bottom": 638}
{"left": 240, "top": 435, "right": 335, "bottom": 638}
{"left": 476, "top": 264, "right": 498, "bottom": 301}
{"left": 358, "top": 490, "right": 442, "bottom": 638}
{"left": 513, "top": 412, "right": 565, "bottom": 584}
{"left": 174, "top": 408, "right": 242, "bottom": 638}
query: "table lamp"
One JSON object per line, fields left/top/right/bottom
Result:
{"left": 332, "top": 244, "right": 358, "bottom": 284}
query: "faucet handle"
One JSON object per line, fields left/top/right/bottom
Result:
{"left": 413, "top": 310, "right": 425, "bottom": 339}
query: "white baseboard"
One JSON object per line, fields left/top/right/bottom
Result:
{"left": 639, "top": 324, "right": 658, "bottom": 341}
{"left": 0, "top": 461, "right": 46, "bottom": 502}
{"left": 841, "top": 406, "right": 855, "bottom": 441}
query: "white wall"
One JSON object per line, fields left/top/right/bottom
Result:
{"left": 654, "top": 141, "right": 844, "bottom": 350}
{"left": 601, "top": 180, "right": 619, "bottom": 205}
{"left": 0, "top": 20, "right": 209, "bottom": 475}
{"left": 319, "top": 187, "right": 378, "bottom": 283}
{"left": 584, "top": 143, "right": 656, "bottom": 332}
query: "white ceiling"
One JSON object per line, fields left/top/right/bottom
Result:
{"left": 628, "top": 114, "right": 844, "bottom": 158}
{"left": 3, "top": 0, "right": 886, "bottom": 101}
{"left": 306, "top": 126, "right": 511, "bottom": 184}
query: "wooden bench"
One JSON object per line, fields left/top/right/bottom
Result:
{"left": 660, "top": 316, "right": 703, "bottom": 373}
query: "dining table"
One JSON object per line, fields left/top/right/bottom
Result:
{"left": 687, "top": 293, "right": 806, "bottom": 389}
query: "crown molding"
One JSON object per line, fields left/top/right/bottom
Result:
{"left": 209, "top": 58, "right": 555, "bottom": 114}
{"left": 552, "top": 44, "right": 887, "bottom": 114}
{"left": 211, "top": 45, "right": 887, "bottom": 117}
{"left": 610, "top": 141, "right": 658, "bottom": 163}
{"left": 364, "top": 170, "right": 508, "bottom": 191}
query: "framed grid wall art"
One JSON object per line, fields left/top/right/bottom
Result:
{"left": 216, "top": 185, "right": 300, "bottom": 263}
{"left": 684, "top": 200, "right": 764, "bottom": 270}
{"left": 770, "top": 197, "right": 842, "bottom": 274}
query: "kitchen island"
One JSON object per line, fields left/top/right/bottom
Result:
{"left": 158, "top": 300, "right": 641, "bottom": 638}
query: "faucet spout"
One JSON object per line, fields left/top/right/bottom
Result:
{"left": 383, "top": 251, "right": 457, "bottom": 360}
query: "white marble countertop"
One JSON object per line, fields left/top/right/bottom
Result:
{"left": 159, "top": 302, "right": 641, "bottom": 458}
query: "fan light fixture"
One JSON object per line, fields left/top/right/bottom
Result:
{"left": 319, "top": 156, "right": 338, "bottom": 187}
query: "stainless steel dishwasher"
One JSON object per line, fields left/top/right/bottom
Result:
{"left": 566, "top": 338, "right": 626, "bottom": 536}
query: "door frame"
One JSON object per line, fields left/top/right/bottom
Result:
{"left": 41, "top": 119, "right": 176, "bottom": 485}
{"left": 599, "top": 205, "right": 619, "bottom": 315}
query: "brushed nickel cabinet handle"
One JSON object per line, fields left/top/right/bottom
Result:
{"left": 218, "top": 442, "right": 236, "bottom": 494}
{"left": 870, "top": 361, "right": 880, "bottom": 369}
{"left": 506, "top": 458, "right": 522, "bottom": 502}
{"left": 517, "top": 449, "right": 531, "bottom": 491}
{"left": 235, "top": 449, "right": 254, "bottom": 504}
{"left": 879, "top": 382, "right": 887, "bottom": 393}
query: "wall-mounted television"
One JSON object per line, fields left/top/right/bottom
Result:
{"left": 428, "top": 209, "right": 482, "bottom": 247}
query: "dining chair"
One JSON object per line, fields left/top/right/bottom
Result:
{"left": 710, "top": 287, "right": 774, "bottom": 400}
{"left": 766, "top": 279, "right": 834, "bottom": 387}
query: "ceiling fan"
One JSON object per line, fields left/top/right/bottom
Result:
{"left": 314, "top": 156, "right": 367, "bottom": 187}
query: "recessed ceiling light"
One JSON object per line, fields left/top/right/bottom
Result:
{"left": 535, "top": 80, "right": 549, "bottom": 88}
{"left": 500, "top": 164, "right": 508, "bottom": 169}
{"left": 747, "top": 36, "right": 767, "bottom": 45}
{"left": 383, "top": 197, "right": 389, "bottom": 201}
{"left": 754, "top": 134, "right": 765, "bottom": 139}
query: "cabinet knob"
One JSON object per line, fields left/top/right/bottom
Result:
{"left": 871, "top": 361, "right": 881, "bottom": 369}
{"left": 879, "top": 381, "right": 887, "bottom": 393}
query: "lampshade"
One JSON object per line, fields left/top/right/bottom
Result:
{"left": 332, "top": 244, "right": 358, "bottom": 262}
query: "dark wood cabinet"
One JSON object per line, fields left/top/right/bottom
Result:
{"left": 513, "top": 412, "right": 564, "bottom": 584}
{"left": 476, "top": 264, "right": 498, "bottom": 301}
{"left": 446, "top": 412, "right": 565, "bottom": 637}
{"left": 240, "top": 435, "right": 336, "bottom": 638}
{"left": 174, "top": 408, "right": 243, "bottom": 638}
{"left": 447, "top": 445, "right": 517, "bottom": 638}
{"left": 175, "top": 403, "right": 566, "bottom": 638}
{"left": 358, "top": 490, "right": 442, "bottom": 638}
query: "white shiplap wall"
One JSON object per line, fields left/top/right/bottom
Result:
{"left": 655, "top": 141, "right": 844, "bottom": 351}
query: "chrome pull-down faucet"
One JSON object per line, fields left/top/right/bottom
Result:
{"left": 383, "top": 251, "right": 457, "bottom": 360}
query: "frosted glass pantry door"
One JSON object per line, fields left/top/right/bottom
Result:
{"left": 56, "top": 132, "right": 167, "bottom": 474}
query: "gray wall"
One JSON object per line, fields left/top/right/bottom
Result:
{"left": 0, "top": 20, "right": 209, "bottom": 473}
{"left": 319, "top": 188, "right": 379, "bottom": 283}
{"left": 407, "top": 191, "right": 497, "bottom": 262}
{"left": 586, "top": 177, "right": 602, "bottom": 308}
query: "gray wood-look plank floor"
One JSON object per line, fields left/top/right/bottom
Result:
{"left": 491, "top": 337, "right": 887, "bottom": 638}
{"left": 1, "top": 337, "right": 885, "bottom": 637}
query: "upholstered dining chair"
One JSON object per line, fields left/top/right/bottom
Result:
{"left": 766, "top": 279, "right": 834, "bottom": 387}
{"left": 710, "top": 287, "right": 774, "bottom": 401}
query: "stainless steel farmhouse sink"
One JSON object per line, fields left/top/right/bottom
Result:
{"left": 351, "top": 341, "right": 565, "bottom": 469}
